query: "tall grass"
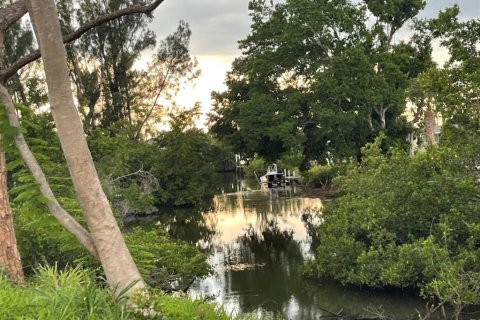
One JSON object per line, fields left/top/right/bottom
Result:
{"left": 0, "top": 265, "right": 130, "bottom": 320}
{"left": 0, "top": 265, "right": 254, "bottom": 320}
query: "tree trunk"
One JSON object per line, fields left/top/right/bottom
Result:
{"left": 25, "top": 0, "right": 145, "bottom": 296}
{"left": 424, "top": 105, "right": 436, "bottom": 146}
{"left": 0, "top": 1, "right": 26, "bottom": 283}
{"left": 0, "top": 151, "right": 24, "bottom": 283}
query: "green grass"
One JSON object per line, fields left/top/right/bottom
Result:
{"left": 0, "top": 265, "right": 130, "bottom": 320}
{"left": 0, "top": 266, "right": 243, "bottom": 320}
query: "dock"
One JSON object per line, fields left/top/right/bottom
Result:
{"left": 283, "top": 169, "right": 300, "bottom": 185}
{"left": 259, "top": 164, "right": 300, "bottom": 188}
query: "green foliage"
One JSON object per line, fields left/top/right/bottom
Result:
{"left": 307, "top": 135, "right": 480, "bottom": 293}
{"left": 300, "top": 163, "right": 337, "bottom": 188}
{"left": 89, "top": 124, "right": 225, "bottom": 209}
{"left": 124, "top": 227, "right": 211, "bottom": 289}
{"left": 276, "top": 151, "right": 303, "bottom": 173}
{"left": 134, "top": 290, "right": 234, "bottom": 320}
{"left": 419, "top": 6, "right": 480, "bottom": 125}
{"left": 209, "top": 0, "right": 430, "bottom": 164}
{"left": 88, "top": 128, "right": 159, "bottom": 217}
{"left": 0, "top": 266, "right": 241, "bottom": 320}
{"left": 244, "top": 156, "right": 267, "bottom": 177}
{"left": 0, "top": 266, "right": 130, "bottom": 320}
{"left": 153, "top": 128, "right": 219, "bottom": 206}
{"left": 7, "top": 110, "right": 88, "bottom": 273}
{"left": 6, "top": 109, "right": 219, "bottom": 275}
{"left": 422, "top": 251, "right": 480, "bottom": 317}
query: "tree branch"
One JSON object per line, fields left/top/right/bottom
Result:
{"left": 0, "top": 0, "right": 165, "bottom": 82}
{"left": 0, "top": 1, "right": 27, "bottom": 33}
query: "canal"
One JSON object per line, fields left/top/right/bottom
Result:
{"left": 160, "top": 174, "right": 447, "bottom": 319}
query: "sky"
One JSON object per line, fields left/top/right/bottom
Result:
{"left": 148, "top": 0, "right": 480, "bottom": 127}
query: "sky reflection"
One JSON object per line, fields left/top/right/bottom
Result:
{"left": 189, "top": 187, "right": 437, "bottom": 320}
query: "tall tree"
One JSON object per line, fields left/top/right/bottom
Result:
{"left": 25, "top": 0, "right": 145, "bottom": 296}
{"left": 0, "top": 0, "right": 30, "bottom": 283}
{"left": 0, "top": 0, "right": 165, "bottom": 290}
{"left": 0, "top": 153, "right": 23, "bottom": 282}
{"left": 209, "top": 0, "right": 430, "bottom": 164}
{"left": 57, "top": 1, "right": 198, "bottom": 137}
{"left": 429, "top": 5, "right": 480, "bottom": 121}
{"left": 134, "top": 20, "right": 200, "bottom": 139}
{"left": 57, "top": 0, "right": 152, "bottom": 131}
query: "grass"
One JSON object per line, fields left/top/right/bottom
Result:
{"left": 0, "top": 265, "right": 130, "bottom": 320}
{"left": 0, "top": 265, "right": 241, "bottom": 320}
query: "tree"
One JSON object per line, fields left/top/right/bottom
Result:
{"left": 25, "top": 0, "right": 145, "bottom": 295}
{"left": 61, "top": 0, "right": 156, "bottom": 130}
{"left": 0, "top": 0, "right": 31, "bottom": 284}
{"left": 134, "top": 20, "right": 200, "bottom": 139}
{"left": 408, "top": 66, "right": 444, "bottom": 146}
{"left": 0, "top": 0, "right": 166, "bottom": 293}
{"left": 209, "top": 0, "right": 430, "bottom": 165}
{"left": 306, "top": 136, "right": 480, "bottom": 291}
{"left": 0, "top": 152, "right": 24, "bottom": 282}
{"left": 56, "top": 1, "right": 198, "bottom": 137}
{"left": 429, "top": 5, "right": 480, "bottom": 122}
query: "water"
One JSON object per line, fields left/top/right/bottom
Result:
{"left": 159, "top": 174, "right": 447, "bottom": 319}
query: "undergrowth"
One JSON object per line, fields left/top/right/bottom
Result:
{"left": 0, "top": 265, "right": 247, "bottom": 320}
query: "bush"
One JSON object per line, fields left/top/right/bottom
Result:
{"left": 0, "top": 266, "right": 130, "bottom": 320}
{"left": 244, "top": 157, "right": 267, "bottom": 177}
{"left": 153, "top": 128, "right": 219, "bottom": 206}
{"left": 300, "top": 163, "right": 336, "bottom": 188}
{"left": 124, "top": 227, "right": 211, "bottom": 289}
{"left": 307, "top": 135, "right": 480, "bottom": 294}
{"left": 0, "top": 266, "right": 236, "bottom": 320}
{"left": 421, "top": 251, "right": 480, "bottom": 319}
{"left": 276, "top": 151, "right": 303, "bottom": 172}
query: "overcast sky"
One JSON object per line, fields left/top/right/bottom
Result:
{"left": 148, "top": 0, "right": 480, "bottom": 127}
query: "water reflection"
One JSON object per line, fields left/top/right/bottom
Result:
{"left": 185, "top": 182, "right": 448, "bottom": 320}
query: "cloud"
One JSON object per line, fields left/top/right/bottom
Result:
{"left": 150, "top": 0, "right": 479, "bottom": 58}
{"left": 421, "top": 0, "right": 480, "bottom": 20}
{"left": 148, "top": 0, "right": 479, "bottom": 115}
{"left": 150, "top": 0, "right": 251, "bottom": 56}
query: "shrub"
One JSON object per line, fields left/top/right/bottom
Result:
{"left": 244, "top": 157, "right": 267, "bottom": 177}
{"left": 300, "top": 163, "right": 336, "bottom": 188}
{"left": 0, "top": 265, "right": 130, "bottom": 320}
{"left": 308, "top": 135, "right": 480, "bottom": 295}
{"left": 124, "top": 227, "right": 211, "bottom": 289}
{"left": 0, "top": 266, "right": 238, "bottom": 320}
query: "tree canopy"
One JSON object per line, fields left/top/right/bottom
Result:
{"left": 209, "top": 0, "right": 432, "bottom": 166}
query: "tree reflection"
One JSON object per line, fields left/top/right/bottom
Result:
{"left": 157, "top": 202, "right": 216, "bottom": 247}
{"left": 238, "top": 220, "right": 302, "bottom": 261}
{"left": 301, "top": 207, "right": 321, "bottom": 251}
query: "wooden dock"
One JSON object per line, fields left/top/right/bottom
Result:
{"left": 283, "top": 169, "right": 299, "bottom": 185}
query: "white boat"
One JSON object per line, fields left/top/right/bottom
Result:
{"left": 259, "top": 164, "right": 285, "bottom": 187}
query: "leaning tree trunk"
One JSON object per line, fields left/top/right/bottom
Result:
{"left": 0, "top": 152, "right": 24, "bottom": 283}
{"left": 25, "top": 0, "right": 145, "bottom": 296}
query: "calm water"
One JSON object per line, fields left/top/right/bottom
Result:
{"left": 160, "top": 174, "right": 446, "bottom": 319}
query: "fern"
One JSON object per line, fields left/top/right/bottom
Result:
{"left": 4, "top": 107, "right": 88, "bottom": 273}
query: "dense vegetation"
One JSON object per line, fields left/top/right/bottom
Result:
{"left": 2, "top": 0, "right": 480, "bottom": 318}
{"left": 1, "top": 0, "right": 232, "bottom": 318}
{"left": 209, "top": 0, "right": 429, "bottom": 167}
{"left": 0, "top": 265, "right": 235, "bottom": 320}
{"left": 208, "top": 0, "right": 480, "bottom": 317}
